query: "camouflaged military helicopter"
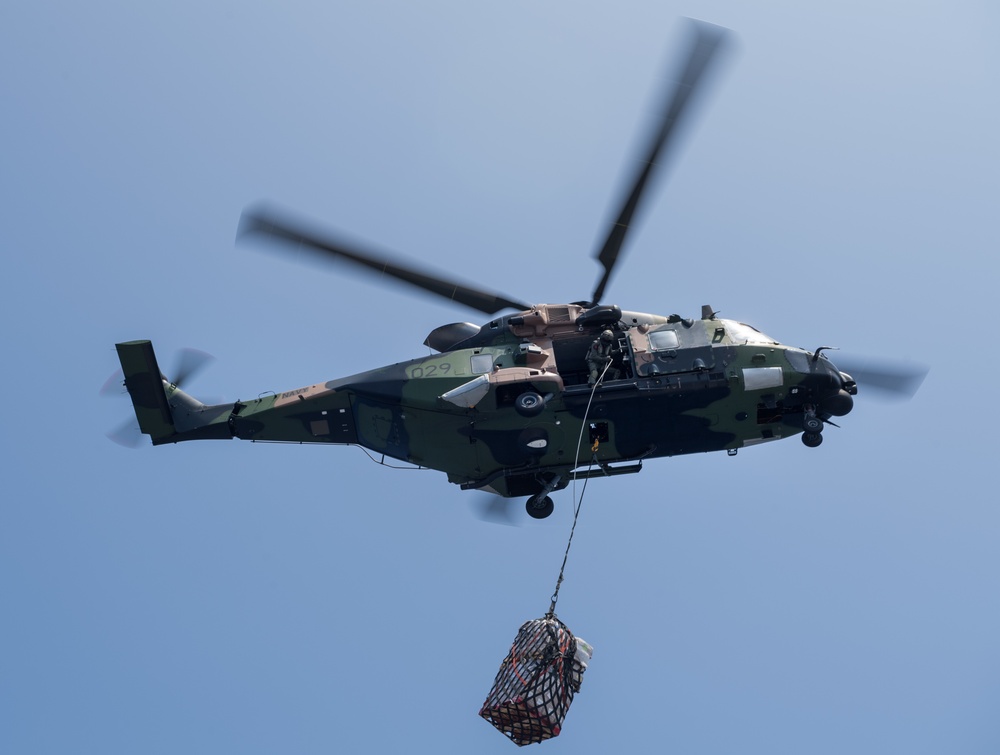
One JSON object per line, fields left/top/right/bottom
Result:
{"left": 111, "top": 22, "right": 925, "bottom": 519}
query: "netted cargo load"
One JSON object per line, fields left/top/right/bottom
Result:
{"left": 479, "top": 616, "right": 593, "bottom": 746}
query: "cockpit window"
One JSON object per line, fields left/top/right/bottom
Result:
{"left": 725, "top": 321, "right": 779, "bottom": 345}
{"left": 648, "top": 329, "right": 679, "bottom": 351}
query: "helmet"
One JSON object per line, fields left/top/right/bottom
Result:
{"left": 600, "top": 330, "right": 614, "bottom": 343}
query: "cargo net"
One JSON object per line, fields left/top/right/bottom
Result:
{"left": 479, "top": 616, "right": 590, "bottom": 746}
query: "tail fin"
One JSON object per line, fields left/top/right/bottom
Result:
{"left": 115, "top": 340, "right": 234, "bottom": 445}
{"left": 115, "top": 340, "right": 177, "bottom": 444}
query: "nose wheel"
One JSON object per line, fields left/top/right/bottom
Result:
{"left": 801, "top": 409, "right": 824, "bottom": 448}
{"left": 802, "top": 432, "right": 823, "bottom": 448}
{"left": 803, "top": 415, "right": 824, "bottom": 434}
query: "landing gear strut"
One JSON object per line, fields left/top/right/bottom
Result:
{"left": 525, "top": 474, "right": 561, "bottom": 519}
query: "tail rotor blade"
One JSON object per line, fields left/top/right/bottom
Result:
{"left": 99, "top": 369, "right": 125, "bottom": 397}
{"left": 106, "top": 418, "right": 143, "bottom": 448}
{"left": 172, "top": 348, "right": 215, "bottom": 388}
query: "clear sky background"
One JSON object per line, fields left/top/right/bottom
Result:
{"left": 2, "top": 1, "right": 999, "bottom": 753}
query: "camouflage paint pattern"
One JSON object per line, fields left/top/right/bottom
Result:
{"left": 115, "top": 303, "right": 854, "bottom": 499}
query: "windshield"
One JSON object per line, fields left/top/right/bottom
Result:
{"left": 724, "top": 320, "right": 780, "bottom": 345}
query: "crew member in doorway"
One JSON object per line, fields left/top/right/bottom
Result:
{"left": 587, "top": 329, "right": 620, "bottom": 385}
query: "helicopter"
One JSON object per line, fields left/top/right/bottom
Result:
{"left": 111, "top": 21, "right": 926, "bottom": 520}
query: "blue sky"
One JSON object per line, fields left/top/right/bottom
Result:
{"left": 2, "top": 2, "right": 999, "bottom": 753}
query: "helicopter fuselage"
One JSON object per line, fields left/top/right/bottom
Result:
{"left": 131, "top": 303, "right": 855, "bottom": 502}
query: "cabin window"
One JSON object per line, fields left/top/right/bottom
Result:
{"left": 743, "top": 366, "right": 783, "bottom": 390}
{"left": 648, "top": 329, "right": 679, "bottom": 351}
{"left": 471, "top": 354, "right": 494, "bottom": 374}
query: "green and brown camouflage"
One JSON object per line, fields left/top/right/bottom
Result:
{"left": 112, "top": 22, "right": 927, "bottom": 517}
{"left": 115, "top": 301, "right": 857, "bottom": 507}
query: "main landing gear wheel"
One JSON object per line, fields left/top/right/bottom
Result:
{"left": 526, "top": 494, "right": 554, "bottom": 519}
{"left": 802, "top": 432, "right": 823, "bottom": 448}
{"left": 515, "top": 391, "right": 545, "bottom": 417}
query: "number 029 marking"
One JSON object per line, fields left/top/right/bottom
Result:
{"left": 409, "top": 363, "right": 451, "bottom": 378}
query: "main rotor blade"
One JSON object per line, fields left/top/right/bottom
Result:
{"left": 835, "top": 355, "right": 929, "bottom": 399}
{"left": 590, "top": 20, "right": 730, "bottom": 305}
{"left": 473, "top": 493, "right": 521, "bottom": 527}
{"left": 239, "top": 206, "right": 532, "bottom": 316}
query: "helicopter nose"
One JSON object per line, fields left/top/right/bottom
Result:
{"left": 801, "top": 356, "right": 855, "bottom": 417}
{"left": 823, "top": 386, "right": 855, "bottom": 416}
{"left": 818, "top": 370, "right": 856, "bottom": 417}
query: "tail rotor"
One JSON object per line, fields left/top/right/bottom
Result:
{"left": 101, "top": 347, "right": 215, "bottom": 447}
